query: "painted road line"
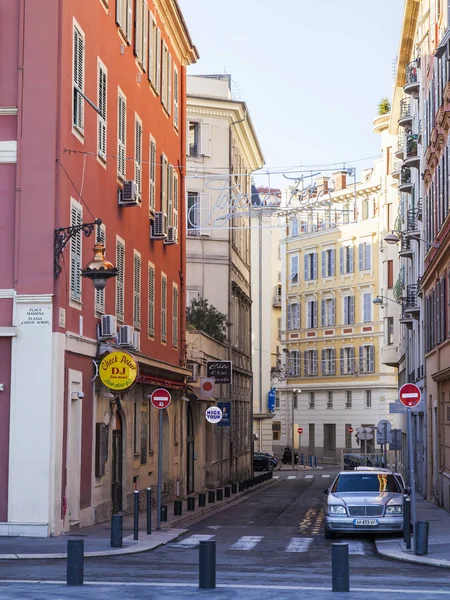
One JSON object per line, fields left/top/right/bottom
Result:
{"left": 170, "top": 534, "right": 214, "bottom": 548}
{"left": 287, "top": 475, "right": 296, "bottom": 479}
{"left": 304, "top": 475, "right": 313, "bottom": 479}
{"left": 230, "top": 536, "right": 263, "bottom": 551}
{"left": 272, "top": 475, "right": 280, "bottom": 479}
{"left": 285, "top": 537, "right": 313, "bottom": 553}
{"left": 321, "top": 474, "right": 330, "bottom": 478}
{"left": 312, "top": 508, "right": 324, "bottom": 535}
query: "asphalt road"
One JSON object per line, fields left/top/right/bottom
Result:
{"left": 1, "top": 468, "right": 450, "bottom": 599}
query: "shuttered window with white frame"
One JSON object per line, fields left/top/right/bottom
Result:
{"left": 135, "top": 114, "right": 142, "bottom": 197}
{"left": 148, "top": 262, "right": 155, "bottom": 337}
{"left": 173, "top": 170, "right": 179, "bottom": 234}
{"left": 173, "top": 65, "right": 179, "bottom": 129}
{"left": 149, "top": 136, "right": 156, "bottom": 215}
{"left": 172, "top": 283, "right": 178, "bottom": 348}
{"left": 142, "top": 0, "right": 148, "bottom": 72}
{"left": 199, "top": 192, "right": 210, "bottom": 235}
{"left": 161, "top": 41, "right": 168, "bottom": 109}
{"left": 167, "top": 52, "right": 172, "bottom": 115}
{"left": 155, "top": 27, "right": 161, "bottom": 95}
{"left": 97, "top": 60, "right": 107, "bottom": 160}
{"left": 116, "top": 238, "right": 125, "bottom": 321}
{"left": 167, "top": 164, "right": 173, "bottom": 227}
{"left": 95, "top": 224, "right": 106, "bottom": 313}
{"left": 148, "top": 12, "right": 157, "bottom": 87}
{"left": 126, "top": 0, "right": 132, "bottom": 43}
{"left": 70, "top": 201, "right": 83, "bottom": 301}
{"left": 115, "top": 0, "right": 125, "bottom": 30}
{"left": 117, "top": 90, "right": 126, "bottom": 180}
{"left": 134, "top": 0, "right": 142, "bottom": 61}
{"left": 161, "top": 273, "right": 167, "bottom": 343}
{"left": 133, "top": 251, "right": 141, "bottom": 329}
{"left": 161, "top": 153, "right": 168, "bottom": 233}
{"left": 73, "top": 24, "right": 85, "bottom": 131}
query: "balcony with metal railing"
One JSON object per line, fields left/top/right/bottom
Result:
{"left": 404, "top": 284, "right": 420, "bottom": 319}
{"left": 392, "top": 161, "right": 402, "bottom": 180}
{"left": 404, "top": 60, "right": 419, "bottom": 99}
{"left": 395, "top": 133, "right": 405, "bottom": 159}
{"left": 398, "top": 235, "right": 413, "bottom": 258}
{"left": 399, "top": 166, "right": 413, "bottom": 193}
{"left": 399, "top": 99, "right": 413, "bottom": 127}
{"left": 407, "top": 208, "right": 419, "bottom": 234}
{"left": 404, "top": 133, "right": 420, "bottom": 168}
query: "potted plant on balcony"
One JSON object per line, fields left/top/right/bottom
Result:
{"left": 378, "top": 97, "right": 391, "bottom": 115}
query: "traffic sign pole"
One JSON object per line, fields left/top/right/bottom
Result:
{"left": 157, "top": 408, "right": 163, "bottom": 530}
{"left": 407, "top": 408, "right": 417, "bottom": 544}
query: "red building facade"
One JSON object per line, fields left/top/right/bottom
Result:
{"left": 0, "top": 0, "right": 197, "bottom": 536}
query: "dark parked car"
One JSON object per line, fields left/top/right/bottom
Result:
{"left": 254, "top": 452, "right": 277, "bottom": 471}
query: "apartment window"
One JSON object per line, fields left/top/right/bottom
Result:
{"left": 322, "top": 248, "right": 335, "bottom": 277}
{"left": 116, "top": 238, "right": 125, "bottom": 321}
{"left": 387, "top": 317, "right": 394, "bottom": 345}
{"left": 95, "top": 224, "right": 106, "bottom": 313}
{"left": 340, "top": 246, "right": 354, "bottom": 274}
{"left": 173, "top": 171, "right": 179, "bottom": 236}
{"left": 167, "top": 164, "right": 174, "bottom": 228}
{"left": 304, "top": 252, "right": 318, "bottom": 281}
{"left": 160, "top": 153, "right": 168, "bottom": 233}
{"left": 173, "top": 66, "right": 179, "bottom": 129}
{"left": 361, "top": 199, "right": 369, "bottom": 220}
{"left": 116, "top": 0, "right": 132, "bottom": 43}
{"left": 161, "top": 273, "right": 167, "bottom": 342}
{"left": 340, "top": 347, "right": 355, "bottom": 375}
{"left": 135, "top": 115, "right": 142, "bottom": 198}
{"left": 365, "top": 390, "right": 372, "bottom": 408}
{"left": 290, "top": 254, "right": 299, "bottom": 284}
{"left": 161, "top": 42, "right": 168, "bottom": 109}
{"left": 70, "top": 201, "right": 82, "bottom": 301}
{"left": 73, "top": 24, "right": 85, "bottom": 131}
{"left": 134, "top": 0, "right": 148, "bottom": 69}
{"left": 287, "top": 302, "right": 300, "bottom": 330}
{"left": 188, "top": 121, "right": 200, "bottom": 157}
{"left": 343, "top": 295, "right": 355, "bottom": 325}
{"left": 149, "top": 136, "right": 156, "bottom": 214}
{"left": 304, "top": 349, "right": 318, "bottom": 376}
{"left": 386, "top": 261, "right": 394, "bottom": 289}
{"left": 309, "top": 392, "right": 315, "bottom": 409}
{"left": 290, "top": 350, "right": 300, "bottom": 376}
{"left": 293, "top": 391, "right": 298, "bottom": 409}
{"left": 148, "top": 263, "right": 155, "bottom": 337}
{"left": 275, "top": 392, "right": 280, "bottom": 409}
{"left": 172, "top": 283, "right": 179, "bottom": 348}
{"left": 117, "top": 90, "right": 126, "bottom": 180}
{"left": 322, "top": 348, "right": 336, "bottom": 376}
{"left": 133, "top": 251, "right": 141, "bottom": 329}
{"left": 359, "top": 242, "right": 372, "bottom": 271}
{"left": 363, "top": 293, "right": 372, "bottom": 323}
{"left": 345, "top": 391, "right": 352, "bottom": 408}
{"left": 359, "top": 345, "right": 375, "bottom": 374}
{"left": 307, "top": 300, "right": 318, "bottom": 328}
{"left": 97, "top": 61, "right": 107, "bottom": 159}
{"left": 327, "top": 391, "right": 333, "bottom": 409}
{"left": 290, "top": 218, "right": 299, "bottom": 237}
{"left": 321, "top": 297, "right": 335, "bottom": 326}
{"left": 272, "top": 421, "right": 281, "bottom": 441}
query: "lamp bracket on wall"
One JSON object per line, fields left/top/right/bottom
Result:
{"left": 54, "top": 218, "right": 102, "bottom": 279}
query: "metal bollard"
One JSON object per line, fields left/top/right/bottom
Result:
{"left": 146, "top": 488, "right": 152, "bottom": 536}
{"left": 208, "top": 490, "right": 216, "bottom": 503}
{"left": 331, "top": 543, "right": 349, "bottom": 592}
{"left": 314, "top": 456, "right": 317, "bottom": 468}
{"left": 415, "top": 521, "right": 429, "bottom": 555}
{"left": 231, "top": 483, "right": 237, "bottom": 494}
{"left": 174, "top": 499, "right": 182, "bottom": 516}
{"left": 403, "top": 496, "right": 411, "bottom": 550}
{"left": 198, "top": 493, "right": 206, "bottom": 507}
{"left": 238, "top": 482, "right": 244, "bottom": 492}
{"left": 224, "top": 486, "right": 231, "bottom": 498}
{"left": 199, "top": 540, "right": 216, "bottom": 589}
{"left": 216, "top": 489, "right": 223, "bottom": 501}
{"left": 111, "top": 514, "right": 123, "bottom": 548}
{"left": 309, "top": 455, "right": 313, "bottom": 467}
{"left": 187, "top": 496, "right": 196, "bottom": 511}
{"left": 269, "top": 471, "right": 273, "bottom": 479}
{"left": 301, "top": 454, "right": 304, "bottom": 466}
{"left": 67, "top": 539, "right": 84, "bottom": 586}
{"left": 161, "top": 505, "right": 168, "bottom": 521}
{"left": 133, "top": 490, "right": 139, "bottom": 541}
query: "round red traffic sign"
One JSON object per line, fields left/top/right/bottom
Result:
{"left": 399, "top": 383, "right": 421, "bottom": 408}
{"left": 151, "top": 388, "right": 171, "bottom": 409}
{"left": 348, "top": 427, "right": 353, "bottom": 433}
{"left": 297, "top": 427, "right": 303, "bottom": 434}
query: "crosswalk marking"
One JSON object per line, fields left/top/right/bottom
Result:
{"left": 321, "top": 474, "right": 330, "bottom": 478}
{"left": 285, "top": 537, "right": 313, "bottom": 553}
{"left": 273, "top": 475, "right": 280, "bottom": 480}
{"left": 342, "top": 540, "right": 365, "bottom": 555}
{"left": 170, "top": 534, "right": 214, "bottom": 548}
{"left": 305, "top": 475, "right": 313, "bottom": 479}
{"left": 287, "top": 475, "right": 296, "bottom": 480}
{"left": 230, "top": 536, "right": 263, "bottom": 551}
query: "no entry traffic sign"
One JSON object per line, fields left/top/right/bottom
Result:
{"left": 297, "top": 427, "right": 303, "bottom": 434}
{"left": 399, "top": 383, "right": 421, "bottom": 408}
{"left": 151, "top": 388, "right": 171, "bottom": 409}
{"left": 348, "top": 427, "right": 353, "bottom": 433}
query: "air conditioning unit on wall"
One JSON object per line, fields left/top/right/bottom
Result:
{"left": 164, "top": 226, "right": 177, "bottom": 245}
{"left": 132, "top": 331, "right": 141, "bottom": 352}
{"left": 118, "top": 180, "right": 141, "bottom": 207}
{"left": 118, "top": 324, "right": 134, "bottom": 347}
{"left": 100, "top": 315, "right": 116, "bottom": 338}
{"left": 151, "top": 212, "right": 166, "bottom": 239}
{"left": 187, "top": 361, "right": 199, "bottom": 382}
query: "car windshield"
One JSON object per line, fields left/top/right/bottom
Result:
{"left": 331, "top": 473, "right": 401, "bottom": 493}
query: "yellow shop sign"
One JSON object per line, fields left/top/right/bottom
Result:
{"left": 99, "top": 351, "right": 138, "bottom": 391}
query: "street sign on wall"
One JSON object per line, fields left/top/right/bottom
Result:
{"left": 205, "top": 406, "right": 223, "bottom": 424}
{"left": 399, "top": 383, "right": 421, "bottom": 408}
{"left": 217, "top": 402, "right": 231, "bottom": 427}
{"left": 206, "top": 361, "right": 232, "bottom": 384}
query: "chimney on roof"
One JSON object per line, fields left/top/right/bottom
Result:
{"left": 315, "top": 177, "right": 330, "bottom": 194}
{"left": 333, "top": 171, "right": 347, "bottom": 191}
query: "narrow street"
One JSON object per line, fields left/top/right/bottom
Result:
{"left": 1, "top": 470, "right": 450, "bottom": 598}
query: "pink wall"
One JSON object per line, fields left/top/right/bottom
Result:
{"left": 0, "top": 338, "right": 11, "bottom": 520}
{"left": 0, "top": 0, "right": 19, "bottom": 106}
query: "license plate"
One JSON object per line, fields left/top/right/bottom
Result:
{"left": 353, "top": 519, "right": 378, "bottom": 526}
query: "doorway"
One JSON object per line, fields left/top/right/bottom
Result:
{"left": 323, "top": 423, "right": 336, "bottom": 459}
{"left": 111, "top": 412, "right": 123, "bottom": 514}
{"left": 186, "top": 403, "right": 195, "bottom": 494}
{"left": 68, "top": 393, "right": 82, "bottom": 524}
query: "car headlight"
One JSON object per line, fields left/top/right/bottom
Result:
{"left": 328, "top": 505, "right": 347, "bottom": 515}
{"left": 385, "top": 504, "right": 403, "bottom": 515}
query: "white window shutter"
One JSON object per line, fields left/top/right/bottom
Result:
{"left": 97, "top": 63, "right": 107, "bottom": 159}
{"left": 73, "top": 26, "right": 84, "bottom": 130}
{"left": 199, "top": 192, "right": 210, "bottom": 235}
{"left": 142, "top": 0, "right": 148, "bottom": 71}
{"left": 70, "top": 203, "right": 82, "bottom": 301}
{"left": 173, "top": 171, "right": 178, "bottom": 233}
{"left": 167, "top": 164, "right": 173, "bottom": 228}
{"left": 134, "top": 0, "right": 142, "bottom": 59}
{"left": 148, "top": 263, "right": 155, "bottom": 337}
{"left": 133, "top": 252, "right": 141, "bottom": 329}
{"left": 167, "top": 53, "right": 172, "bottom": 115}
{"left": 173, "top": 66, "right": 179, "bottom": 129}
{"left": 116, "top": 240, "right": 125, "bottom": 321}
{"left": 161, "top": 275, "right": 167, "bottom": 342}
{"left": 200, "top": 122, "right": 211, "bottom": 157}
{"left": 172, "top": 284, "right": 178, "bottom": 347}
{"left": 95, "top": 225, "right": 106, "bottom": 312}
{"left": 116, "top": 0, "right": 124, "bottom": 29}
{"left": 126, "top": 0, "right": 132, "bottom": 44}
{"left": 135, "top": 117, "right": 142, "bottom": 196}
{"left": 117, "top": 92, "right": 126, "bottom": 179}
{"left": 148, "top": 12, "right": 156, "bottom": 84}
{"left": 155, "top": 28, "right": 161, "bottom": 94}
{"left": 161, "top": 41, "right": 167, "bottom": 105}
{"left": 149, "top": 136, "right": 156, "bottom": 214}
{"left": 186, "top": 121, "right": 191, "bottom": 156}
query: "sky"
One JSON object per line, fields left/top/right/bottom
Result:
{"left": 178, "top": 0, "right": 405, "bottom": 189}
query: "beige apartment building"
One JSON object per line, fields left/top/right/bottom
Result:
{"left": 273, "top": 167, "right": 399, "bottom": 460}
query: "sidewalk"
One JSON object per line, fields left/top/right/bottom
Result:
{"left": 0, "top": 477, "right": 277, "bottom": 560}
{"left": 376, "top": 496, "right": 450, "bottom": 567}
